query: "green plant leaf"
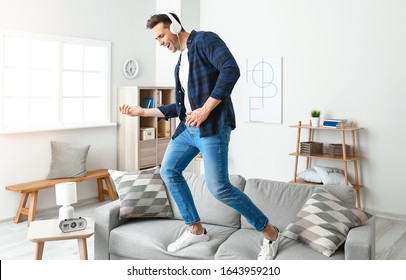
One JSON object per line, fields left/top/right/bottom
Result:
{"left": 311, "top": 110, "right": 321, "bottom": 117}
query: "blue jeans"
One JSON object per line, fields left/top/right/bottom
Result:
{"left": 160, "top": 125, "right": 269, "bottom": 232}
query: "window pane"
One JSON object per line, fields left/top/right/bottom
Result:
{"left": 63, "top": 98, "right": 83, "bottom": 124}
{"left": 3, "top": 98, "right": 30, "bottom": 128}
{"left": 31, "top": 40, "right": 58, "bottom": 69}
{"left": 4, "top": 37, "right": 30, "bottom": 67}
{"left": 84, "top": 72, "right": 105, "bottom": 97}
{"left": 4, "top": 68, "right": 30, "bottom": 97}
{"left": 31, "top": 69, "right": 57, "bottom": 97}
{"left": 30, "top": 98, "right": 57, "bottom": 126}
{"left": 63, "top": 43, "right": 83, "bottom": 70}
{"left": 63, "top": 71, "right": 83, "bottom": 96}
{"left": 84, "top": 97, "right": 106, "bottom": 122}
{"left": 1, "top": 31, "right": 110, "bottom": 131}
{"left": 84, "top": 46, "right": 106, "bottom": 71}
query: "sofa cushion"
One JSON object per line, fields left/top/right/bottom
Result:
{"left": 167, "top": 172, "right": 246, "bottom": 229}
{"left": 215, "top": 228, "right": 345, "bottom": 260}
{"left": 109, "top": 219, "right": 238, "bottom": 260}
{"left": 241, "top": 179, "right": 357, "bottom": 231}
{"left": 108, "top": 167, "right": 173, "bottom": 219}
{"left": 283, "top": 187, "right": 372, "bottom": 257}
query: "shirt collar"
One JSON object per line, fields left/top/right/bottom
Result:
{"left": 186, "top": 30, "right": 197, "bottom": 47}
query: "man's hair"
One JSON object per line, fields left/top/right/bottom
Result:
{"left": 146, "top": 13, "right": 184, "bottom": 31}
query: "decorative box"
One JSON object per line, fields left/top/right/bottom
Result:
{"left": 300, "top": 141, "right": 323, "bottom": 155}
{"left": 328, "top": 144, "right": 351, "bottom": 157}
{"left": 140, "top": 127, "right": 155, "bottom": 140}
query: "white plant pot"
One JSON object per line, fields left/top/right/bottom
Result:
{"left": 311, "top": 117, "right": 320, "bottom": 127}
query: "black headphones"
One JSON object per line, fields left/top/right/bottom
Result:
{"left": 166, "top": 13, "right": 182, "bottom": 35}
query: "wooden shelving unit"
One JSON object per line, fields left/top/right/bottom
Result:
{"left": 290, "top": 121, "right": 364, "bottom": 208}
{"left": 117, "top": 86, "right": 176, "bottom": 171}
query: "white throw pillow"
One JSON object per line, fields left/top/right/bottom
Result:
{"left": 313, "top": 166, "right": 351, "bottom": 186}
{"left": 297, "top": 168, "right": 322, "bottom": 183}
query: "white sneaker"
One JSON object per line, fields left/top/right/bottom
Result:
{"left": 167, "top": 228, "right": 209, "bottom": 253}
{"left": 257, "top": 226, "right": 281, "bottom": 260}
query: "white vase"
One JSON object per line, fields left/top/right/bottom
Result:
{"left": 311, "top": 117, "right": 320, "bottom": 127}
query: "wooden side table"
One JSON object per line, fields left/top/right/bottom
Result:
{"left": 27, "top": 218, "right": 94, "bottom": 260}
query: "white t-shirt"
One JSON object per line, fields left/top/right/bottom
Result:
{"left": 179, "top": 48, "right": 192, "bottom": 113}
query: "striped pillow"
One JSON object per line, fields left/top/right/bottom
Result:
{"left": 283, "top": 187, "right": 372, "bottom": 257}
{"left": 108, "top": 167, "right": 173, "bottom": 219}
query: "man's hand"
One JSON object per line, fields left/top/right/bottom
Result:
{"left": 185, "top": 97, "right": 222, "bottom": 127}
{"left": 119, "top": 104, "right": 144, "bottom": 116}
{"left": 185, "top": 106, "right": 210, "bottom": 127}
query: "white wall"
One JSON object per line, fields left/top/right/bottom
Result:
{"left": 200, "top": 0, "right": 406, "bottom": 217}
{"left": 0, "top": 0, "right": 156, "bottom": 220}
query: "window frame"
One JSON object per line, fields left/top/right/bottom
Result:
{"left": 0, "top": 29, "right": 112, "bottom": 134}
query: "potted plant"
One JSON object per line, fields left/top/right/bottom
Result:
{"left": 311, "top": 110, "right": 321, "bottom": 127}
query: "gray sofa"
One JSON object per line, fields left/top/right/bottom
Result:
{"left": 94, "top": 172, "right": 375, "bottom": 260}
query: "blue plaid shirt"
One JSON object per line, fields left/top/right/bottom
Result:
{"left": 158, "top": 30, "right": 240, "bottom": 139}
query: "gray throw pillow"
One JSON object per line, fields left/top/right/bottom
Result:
{"left": 283, "top": 187, "right": 372, "bottom": 257}
{"left": 108, "top": 167, "right": 173, "bottom": 219}
{"left": 47, "top": 141, "right": 90, "bottom": 179}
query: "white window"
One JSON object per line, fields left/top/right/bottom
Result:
{"left": 0, "top": 30, "right": 111, "bottom": 132}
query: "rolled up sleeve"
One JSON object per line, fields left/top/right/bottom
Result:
{"left": 203, "top": 33, "right": 240, "bottom": 100}
{"left": 157, "top": 103, "right": 178, "bottom": 119}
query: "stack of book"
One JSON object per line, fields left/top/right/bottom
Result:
{"left": 322, "top": 119, "right": 347, "bottom": 128}
{"left": 300, "top": 141, "right": 323, "bottom": 155}
{"left": 328, "top": 144, "right": 351, "bottom": 157}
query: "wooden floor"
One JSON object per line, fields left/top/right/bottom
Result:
{"left": 1, "top": 199, "right": 406, "bottom": 260}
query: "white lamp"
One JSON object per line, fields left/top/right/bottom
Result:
{"left": 55, "top": 182, "right": 77, "bottom": 221}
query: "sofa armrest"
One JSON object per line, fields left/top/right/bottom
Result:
{"left": 94, "top": 200, "right": 131, "bottom": 260}
{"left": 345, "top": 215, "right": 376, "bottom": 260}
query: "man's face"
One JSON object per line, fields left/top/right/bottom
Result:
{"left": 152, "top": 22, "right": 178, "bottom": 53}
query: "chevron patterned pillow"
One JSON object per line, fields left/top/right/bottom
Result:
{"left": 283, "top": 187, "right": 372, "bottom": 257}
{"left": 108, "top": 167, "right": 173, "bottom": 219}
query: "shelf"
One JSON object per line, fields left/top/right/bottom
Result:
{"left": 118, "top": 86, "right": 175, "bottom": 171}
{"left": 140, "top": 139, "right": 156, "bottom": 143}
{"left": 290, "top": 120, "right": 364, "bottom": 208}
{"left": 289, "top": 179, "right": 363, "bottom": 191}
{"left": 289, "top": 178, "right": 323, "bottom": 185}
{"left": 289, "top": 152, "right": 362, "bottom": 161}
{"left": 290, "top": 124, "right": 364, "bottom": 131}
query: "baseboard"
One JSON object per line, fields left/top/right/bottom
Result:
{"left": 0, "top": 196, "right": 101, "bottom": 224}
{"left": 372, "top": 210, "right": 406, "bottom": 222}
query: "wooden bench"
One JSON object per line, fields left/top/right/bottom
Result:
{"left": 5, "top": 169, "right": 117, "bottom": 226}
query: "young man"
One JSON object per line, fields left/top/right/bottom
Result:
{"left": 119, "top": 13, "right": 281, "bottom": 260}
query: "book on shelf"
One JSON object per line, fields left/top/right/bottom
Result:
{"left": 156, "top": 90, "right": 162, "bottom": 106}
{"left": 323, "top": 119, "right": 348, "bottom": 128}
{"left": 142, "top": 98, "right": 155, "bottom": 109}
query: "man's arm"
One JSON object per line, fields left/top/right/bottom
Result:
{"left": 119, "top": 104, "right": 164, "bottom": 117}
{"left": 203, "top": 32, "right": 240, "bottom": 101}
{"left": 185, "top": 32, "right": 239, "bottom": 127}
{"left": 185, "top": 97, "right": 221, "bottom": 127}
